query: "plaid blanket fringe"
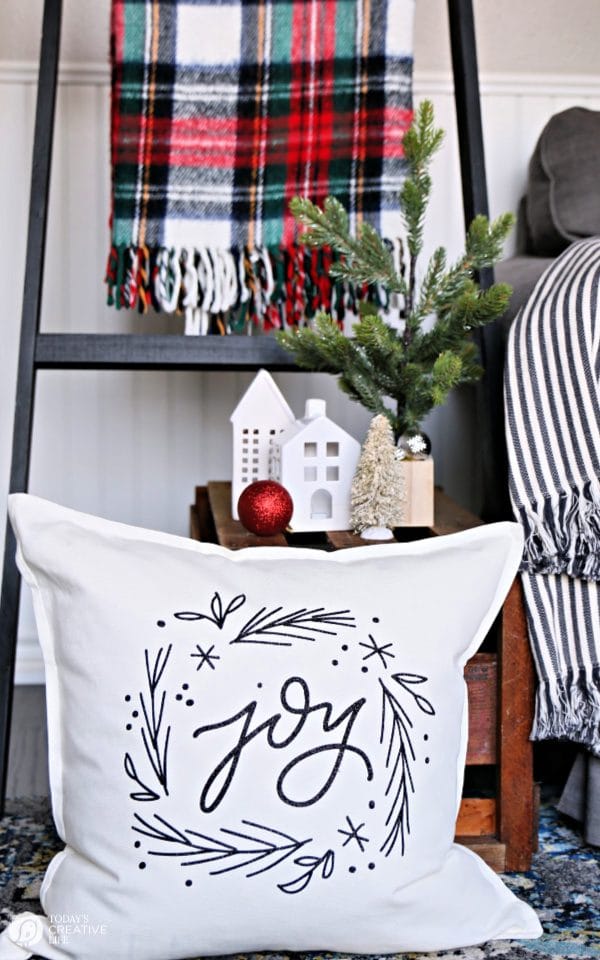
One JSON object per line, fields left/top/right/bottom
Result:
{"left": 105, "top": 240, "right": 405, "bottom": 333}
{"left": 107, "top": 0, "right": 414, "bottom": 331}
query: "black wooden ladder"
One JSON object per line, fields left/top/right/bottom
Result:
{"left": 0, "top": 0, "right": 496, "bottom": 812}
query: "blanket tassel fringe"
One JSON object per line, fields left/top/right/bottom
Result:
{"left": 533, "top": 667, "right": 600, "bottom": 756}
{"left": 105, "top": 242, "right": 403, "bottom": 333}
{"left": 518, "top": 478, "right": 600, "bottom": 581}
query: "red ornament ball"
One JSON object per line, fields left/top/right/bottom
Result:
{"left": 237, "top": 480, "right": 293, "bottom": 536}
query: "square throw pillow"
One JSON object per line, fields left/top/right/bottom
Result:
{"left": 1, "top": 495, "right": 542, "bottom": 960}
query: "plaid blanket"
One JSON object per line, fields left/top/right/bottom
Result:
{"left": 106, "top": 0, "right": 414, "bottom": 332}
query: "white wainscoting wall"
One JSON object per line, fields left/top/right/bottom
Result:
{"left": 1, "top": 64, "right": 599, "bottom": 682}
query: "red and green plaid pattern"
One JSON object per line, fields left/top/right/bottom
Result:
{"left": 106, "top": 0, "right": 414, "bottom": 330}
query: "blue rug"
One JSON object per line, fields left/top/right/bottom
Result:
{"left": 0, "top": 800, "right": 598, "bottom": 958}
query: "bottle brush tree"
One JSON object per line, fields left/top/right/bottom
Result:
{"left": 277, "top": 100, "right": 515, "bottom": 442}
{"left": 351, "top": 414, "right": 405, "bottom": 538}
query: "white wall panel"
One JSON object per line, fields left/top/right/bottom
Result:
{"left": 1, "top": 65, "right": 600, "bottom": 680}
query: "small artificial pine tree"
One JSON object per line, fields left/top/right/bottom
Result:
{"left": 351, "top": 414, "right": 405, "bottom": 539}
{"left": 277, "top": 100, "right": 515, "bottom": 442}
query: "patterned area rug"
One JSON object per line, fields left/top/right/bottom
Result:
{"left": 0, "top": 800, "right": 598, "bottom": 959}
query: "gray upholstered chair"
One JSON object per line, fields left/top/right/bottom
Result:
{"left": 486, "top": 107, "right": 600, "bottom": 519}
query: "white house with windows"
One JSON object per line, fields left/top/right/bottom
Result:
{"left": 230, "top": 370, "right": 295, "bottom": 519}
{"left": 270, "top": 399, "right": 360, "bottom": 531}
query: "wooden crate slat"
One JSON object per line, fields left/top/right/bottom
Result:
{"left": 456, "top": 838, "right": 506, "bottom": 873}
{"left": 192, "top": 487, "right": 218, "bottom": 544}
{"left": 189, "top": 505, "right": 201, "bottom": 543}
{"left": 499, "top": 577, "right": 536, "bottom": 871}
{"left": 326, "top": 530, "right": 371, "bottom": 550}
{"left": 207, "top": 481, "right": 288, "bottom": 550}
{"left": 455, "top": 797, "right": 497, "bottom": 836}
{"left": 465, "top": 653, "right": 497, "bottom": 765}
{"left": 431, "top": 488, "right": 484, "bottom": 536}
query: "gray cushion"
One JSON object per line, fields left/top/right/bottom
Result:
{"left": 526, "top": 107, "right": 600, "bottom": 257}
{"left": 495, "top": 255, "right": 555, "bottom": 339}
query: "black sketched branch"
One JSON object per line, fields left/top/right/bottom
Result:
{"left": 278, "top": 849, "right": 335, "bottom": 895}
{"left": 378, "top": 673, "right": 435, "bottom": 857}
{"left": 392, "top": 672, "right": 436, "bottom": 716}
{"left": 174, "top": 592, "right": 246, "bottom": 629}
{"left": 378, "top": 679, "right": 416, "bottom": 858}
{"left": 123, "top": 754, "right": 159, "bottom": 802}
{"left": 231, "top": 605, "right": 356, "bottom": 647}
{"left": 124, "top": 645, "right": 172, "bottom": 802}
{"left": 132, "top": 813, "right": 311, "bottom": 878}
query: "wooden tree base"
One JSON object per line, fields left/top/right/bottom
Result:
{"left": 397, "top": 458, "right": 435, "bottom": 526}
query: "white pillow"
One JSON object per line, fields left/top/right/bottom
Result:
{"left": 1, "top": 495, "right": 542, "bottom": 959}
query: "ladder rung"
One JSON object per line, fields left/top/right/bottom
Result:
{"left": 34, "top": 333, "right": 296, "bottom": 371}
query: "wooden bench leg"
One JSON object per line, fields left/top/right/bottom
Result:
{"left": 498, "top": 576, "right": 536, "bottom": 870}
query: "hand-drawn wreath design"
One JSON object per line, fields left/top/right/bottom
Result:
{"left": 132, "top": 811, "right": 334, "bottom": 894}
{"left": 124, "top": 646, "right": 172, "bottom": 802}
{"left": 123, "top": 590, "right": 435, "bottom": 892}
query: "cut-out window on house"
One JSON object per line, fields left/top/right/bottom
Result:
{"left": 304, "top": 442, "right": 317, "bottom": 457}
{"left": 326, "top": 466, "right": 339, "bottom": 481}
{"left": 304, "top": 466, "right": 318, "bottom": 482}
{"left": 326, "top": 442, "right": 339, "bottom": 457}
{"left": 311, "top": 489, "right": 332, "bottom": 520}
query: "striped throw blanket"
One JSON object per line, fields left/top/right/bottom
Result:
{"left": 505, "top": 238, "right": 600, "bottom": 753}
{"left": 106, "top": 0, "right": 414, "bottom": 333}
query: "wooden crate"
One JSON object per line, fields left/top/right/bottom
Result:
{"left": 189, "top": 482, "right": 537, "bottom": 872}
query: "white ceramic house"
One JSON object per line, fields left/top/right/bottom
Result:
{"left": 230, "top": 370, "right": 295, "bottom": 519}
{"left": 270, "top": 399, "right": 360, "bottom": 532}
